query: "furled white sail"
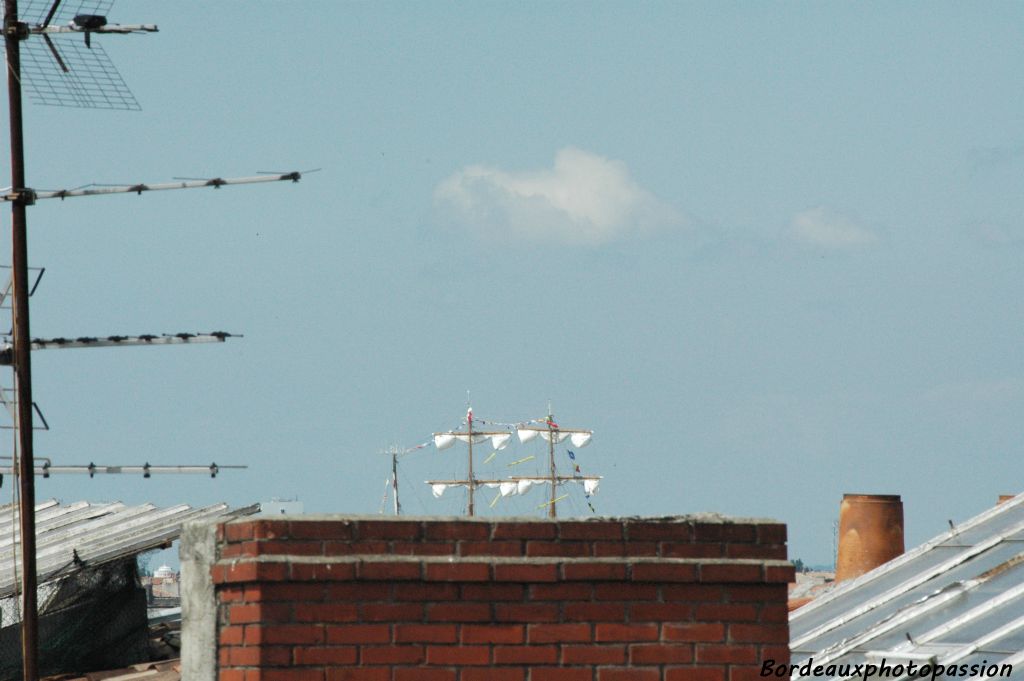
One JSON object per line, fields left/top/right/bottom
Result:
{"left": 517, "top": 428, "right": 539, "bottom": 444}
{"left": 540, "top": 430, "right": 571, "bottom": 443}
{"left": 491, "top": 433, "right": 512, "bottom": 450}
{"left": 434, "top": 433, "right": 456, "bottom": 450}
{"left": 571, "top": 432, "right": 593, "bottom": 448}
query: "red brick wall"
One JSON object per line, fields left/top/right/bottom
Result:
{"left": 211, "top": 517, "right": 792, "bottom": 681}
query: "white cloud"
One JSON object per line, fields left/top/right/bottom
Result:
{"left": 434, "top": 147, "right": 680, "bottom": 246}
{"left": 788, "top": 207, "right": 879, "bottom": 250}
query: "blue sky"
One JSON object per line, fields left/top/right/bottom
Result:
{"left": 1, "top": 2, "right": 1022, "bottom": 567}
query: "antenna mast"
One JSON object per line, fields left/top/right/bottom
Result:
{"left": 0, "top": 3, "right": 300, "bottom": 679}
{"left": 392, "top": 447, "right": 399, "bottom": 516}
{"left": 5, "top": 3, "right": 41, "bottom": 676}
{"left": 381, "top": 445, "right": 402, "bottom": 516}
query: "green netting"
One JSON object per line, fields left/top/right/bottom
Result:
{"left": 0, "top": 558, "right": 149, "bottom": 680}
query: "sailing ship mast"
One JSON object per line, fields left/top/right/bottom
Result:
{"left": 430, "top": 407, "right": 509, "bottom": 516}
{"left": 425, "top": 405, "right": 600, "bottom": 517}
{"left": 513, "top": 408, "right": 593, "bottom": 518}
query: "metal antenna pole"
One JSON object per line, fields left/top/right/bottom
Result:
{"left": 3, "top": 2, "right": 40, "bottom": 678}
{"left": 391, "top": 446, "right": 400, "bottom": 516}
{"left": 0, "top": 5, "right": 297, "bottom": 679}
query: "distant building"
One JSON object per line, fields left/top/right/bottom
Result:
{"left": 150, "top": 565, "right": 180, "bottom": 599}
{"left": 153, "top": 564, "right": 176, "bottom": 581}
{"left": 259, "top": 497, "right": 303, "bottom": 515}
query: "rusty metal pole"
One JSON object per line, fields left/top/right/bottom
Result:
{"left": 3, "top": 2, "right": 40, "bottom": 679}
{"left": 391, "top": 448, "right": 400, "bottom": 516}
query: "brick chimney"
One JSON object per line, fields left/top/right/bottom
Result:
{"left": 193, "top": 515, "right": 794, "bottom": 680}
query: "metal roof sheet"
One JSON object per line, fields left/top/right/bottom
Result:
{"left": 0, "top": 499, "right": 251, "bottom": 599}
{"left": 791, "top": 492, "right": 1024, "bottom": 678}
{"left": 40, "top": 658, "right": 181, "bottom": 680}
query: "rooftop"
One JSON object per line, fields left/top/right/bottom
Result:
{"left": 791, "top": 492, "right": 1024, "bottom": 676}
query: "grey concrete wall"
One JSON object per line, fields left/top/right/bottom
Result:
{"left": 179, "top": 521, "right": 217, "bottom": 681}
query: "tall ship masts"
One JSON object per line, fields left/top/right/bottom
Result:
{"left": 422, "top": 405, "right": 600, "bottom": 517}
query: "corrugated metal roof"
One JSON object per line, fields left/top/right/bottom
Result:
{"left": 41, "top": 658, "right": 180, "bottom": 680}
{"left": 791, "top": 492, "right": 1024, "bottom": 678}
{"left": 0, "top": 499, "right": 251, "bottom": 599}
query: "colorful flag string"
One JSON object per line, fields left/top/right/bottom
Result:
{"left": 566, "top": 449, "right": 597, "bottom": 514}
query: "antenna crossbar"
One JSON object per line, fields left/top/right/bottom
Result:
{"left": 0, "top": 333, "right": 238, "bottom": 365}
{"left": 2, "top": 172, "right": 302, "bottom": 203}
{"left": 32, "top": 24, "right": 158, "bottom": 35}
{"left": 0, "top": 463, "right": 245, "bottom": 477}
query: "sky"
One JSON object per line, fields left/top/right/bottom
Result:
{"left": 0, "top": 2, "right": 1021, "bottom": 568}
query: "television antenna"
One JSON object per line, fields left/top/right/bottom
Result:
{"left": 0, "top": 456, "right": 246, "bottom": 483}
{"left": 15, "top": 0, "right": 156, "bottom": 110}
{"left": 2, "top": 2, "right": 303, "bottom": 678}
{"left": 380, "top": 445, "right": 403, "bottom": 516}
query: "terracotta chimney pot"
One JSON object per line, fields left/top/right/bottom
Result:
{"left": 835, "top": 493, "right": 904, "bottom": 582}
